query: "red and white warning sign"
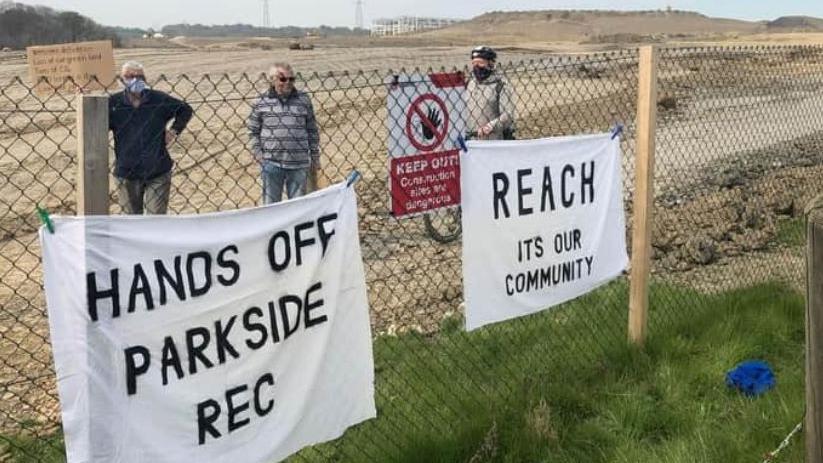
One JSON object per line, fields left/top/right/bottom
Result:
{"left": 386, "top": 72, "right": 466, "bottom": 217}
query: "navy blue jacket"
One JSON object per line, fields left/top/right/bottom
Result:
{"left": 109, "top": 89, "right": 193, "bottom": 180}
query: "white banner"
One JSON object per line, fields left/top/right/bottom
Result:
{"left": 40, "top": 183, "right": 375, "bottom": 463}
{"left": 461, "top": 133, "right": 628, "bottom": 331}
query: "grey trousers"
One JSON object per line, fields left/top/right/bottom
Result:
{"left": 115, "top": 172, "right": 172, "bottom": 215}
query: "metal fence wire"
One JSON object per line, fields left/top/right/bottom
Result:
{"left": 1, "top": 44, "right": 822, "bottom": 461}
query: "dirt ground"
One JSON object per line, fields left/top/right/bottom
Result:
{"left": 2, "top": 39, "right": 823, "bottom": 437}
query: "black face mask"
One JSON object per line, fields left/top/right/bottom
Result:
{"left": 473, "top": 66, "right": 493, "bottom": 81}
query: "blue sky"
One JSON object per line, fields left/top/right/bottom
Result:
{"left": 8, "top": 0, "right": 823, "bottom": 29}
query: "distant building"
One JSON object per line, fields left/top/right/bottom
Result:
{"left": 370, "top": 16, "right": 459, "bottom": 36}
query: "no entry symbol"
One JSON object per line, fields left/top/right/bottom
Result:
{"left": 405, "top": 93, "right": 450, "bottom": 152}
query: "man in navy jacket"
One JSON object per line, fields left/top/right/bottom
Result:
{"left": 109, "top": 61, "right": 193, "bottom": 214}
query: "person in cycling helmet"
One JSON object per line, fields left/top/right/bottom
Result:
{"left": 466, "top": 45, "right": 516, "bottom": 140}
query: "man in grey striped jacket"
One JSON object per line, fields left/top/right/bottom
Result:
{"left": 247, "top": 63, "right": 320, "bottom": 204}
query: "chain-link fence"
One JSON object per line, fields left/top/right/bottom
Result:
{"left": 650, "top": 46, "right": 823, "bottom": 327}
{"left": 1, "top": 44, "right": 822, "bottom": 461}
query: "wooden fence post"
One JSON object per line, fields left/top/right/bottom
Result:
{"left": 76, "top": 94, "right": 110, "bottom": 215}
{"left": 628, "top": 45, "right": 658, "bottom": 346}
{"left": 806, "top": 195, "right": 823, "bottom": 462}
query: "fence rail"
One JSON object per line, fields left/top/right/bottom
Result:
{"left": 2, "top": 44, "right": 823, "bottom": 461}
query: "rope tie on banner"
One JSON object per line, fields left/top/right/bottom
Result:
{"left": 457, "top": 134, "right": 468, "bottom": 153}
{"left": 36, "top": 205, "right": 55, "bottom": 234}
{"left": 610, "top": 123, "right": 624, "bottom": 140}
{"left": 346, "top": 170, "right": 361, "bottom": 187}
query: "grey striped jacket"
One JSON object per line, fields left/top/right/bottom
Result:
{"left": 247, "top": 88, "right": 320, "bottom": 168}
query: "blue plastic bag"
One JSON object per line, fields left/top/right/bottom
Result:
{"left": 725, "top": 360, "right": 775, "bottom": 396}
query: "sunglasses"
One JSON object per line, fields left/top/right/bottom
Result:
{"left": 277, "top": 76, "right": 296, "bottom": 83}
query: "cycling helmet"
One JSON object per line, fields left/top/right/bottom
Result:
{"left": 471, "top": 46, "right": 497, "bottom": 61}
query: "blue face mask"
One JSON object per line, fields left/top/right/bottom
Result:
{"left": 473, "top": 66, "right": 493, "bottom": 81}
{"left": 124, "top": 78, "right": 147, "bottom": 94}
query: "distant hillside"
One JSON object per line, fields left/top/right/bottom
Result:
{"left": 160, "top": 23, "right": 369, "bottom": 39}
{"left": 768, "top": 16, "right": 823, "bottom": 31}
{"left": 0, "top": 1, "right": 120, "bottom": 50}
{"left": 416, "top": 9, "right": 769, "bottom": 44}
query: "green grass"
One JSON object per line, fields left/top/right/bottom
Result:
{"left": 323, "top": 281, "right": 806, "bottom": 462}
{"left": 776, "top": 217, "right": 806, "bottom": 247}
{"left": 2, "top": 282, "right": 806, "bottom": 463}
{"left": 0, "top": 433, "right": 64, "bottom": 463}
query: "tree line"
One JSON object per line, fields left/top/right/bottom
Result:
{"left": 0, "top": 1, "right": 120, "bottom": 50}
{"left": 159, "top": 23, "right": 369, "bottom": 39}
{"left": 0, "top": 1, "right": 368, "bottom": 51}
